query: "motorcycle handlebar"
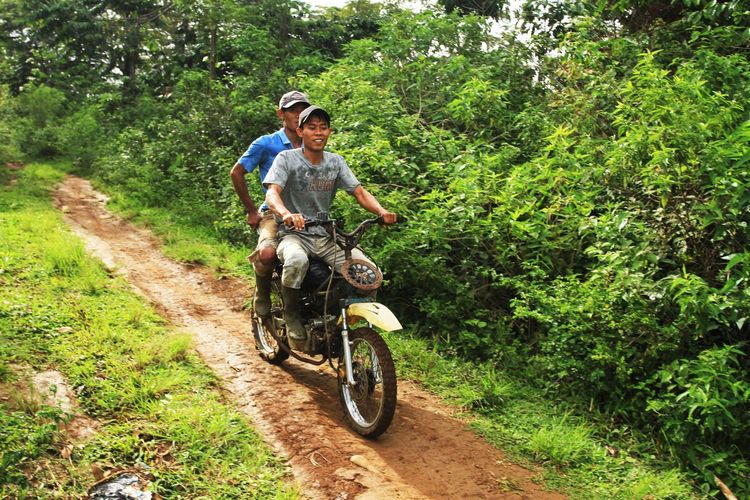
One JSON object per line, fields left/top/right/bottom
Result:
{"left": 307, "top": 215, "right": 400, "bottom": 227}
{"left": 300, "top": 214, "right": 400, "bottom": 251}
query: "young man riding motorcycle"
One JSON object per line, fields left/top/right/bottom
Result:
{"left": 229, "top": 91, "right": 310, "bottom": 319}
{"left": 264, "top": 105, "right": 397, "bottom": 350}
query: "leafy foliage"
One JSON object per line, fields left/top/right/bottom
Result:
{"left": 16, "top": 84, "right": 66, "bottom": 158}
{"left": 645, "top": 344, "right": 750, "bottom": 493}
{"left": 0, "top": 86, "right": 21, "bottom": 169}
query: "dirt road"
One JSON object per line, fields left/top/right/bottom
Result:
{"left": 54, "top": 176, "right": 565, "bottom": 499}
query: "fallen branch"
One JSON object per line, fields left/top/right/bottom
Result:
{"left": 714, "top": 475, "right": 737, "bottom": 500}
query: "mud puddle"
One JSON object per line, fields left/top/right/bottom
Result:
{"left": 54, "top": 176, "right": 564, "bottom": 499}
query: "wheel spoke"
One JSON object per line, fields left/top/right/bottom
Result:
{"left": 370, "top": 350, "right": 382, "bottom": 384}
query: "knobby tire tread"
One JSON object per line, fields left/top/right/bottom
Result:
{"left": 253, "top": 281, "right": 289, "bottom": 365}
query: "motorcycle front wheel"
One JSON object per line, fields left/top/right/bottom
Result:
{"left": 338, "top": 327, "right": 397, "bottom": 438}
{"left": 253, "top": 281, "right": 289, "bottom": 365}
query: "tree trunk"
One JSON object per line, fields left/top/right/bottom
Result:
{"left": 124, "top": 12, "right": 141, "bottom": 95}
{"left": 209, "top": 24, "right": 216, "bottom": 81}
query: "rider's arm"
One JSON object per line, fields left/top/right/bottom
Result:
{"left": 266, "top": 184, "right": 305, "bottom": 231}
{"left": 230, "top": 162, "right": 262, "bottom": 228}
{"left": 351, "top": 186, "right": 397, "bottom": 224}
{"left": 232, "top": 136, "right": 272, "bottom": 228}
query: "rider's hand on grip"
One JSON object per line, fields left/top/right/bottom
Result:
{"left": 378, "top": 211, "right": 398, "bottom": 225}
{"left": 282, "top": 213, "right": 305, "bottom": 231}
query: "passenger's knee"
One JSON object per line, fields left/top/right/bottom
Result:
{"left": 258, "top": 247, "right": 277, "bottom": 266}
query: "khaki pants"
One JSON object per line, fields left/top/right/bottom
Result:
{"left": 248, "top": 211, "right": 278, "bottom": 268}
{"left": 276, "top": 232, "right": 375, "bottom": 289}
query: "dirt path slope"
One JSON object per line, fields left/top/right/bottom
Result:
{"left": 54, "top": 176, "right": 565, "bottom": 500}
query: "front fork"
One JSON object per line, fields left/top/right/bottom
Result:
{"left": 340, "top": 307, "right": 356, "bottom": 386}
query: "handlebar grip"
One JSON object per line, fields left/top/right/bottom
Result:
{"left": 377, "top": 215, "right": 404, "bottom": 225}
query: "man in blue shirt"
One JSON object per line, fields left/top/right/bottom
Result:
{"left": 230, "top": 90, "right": 310, "bottom": 318}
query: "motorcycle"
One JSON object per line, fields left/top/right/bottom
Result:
{"left": 251, "top": 213, "right": 402, "bottom": 438}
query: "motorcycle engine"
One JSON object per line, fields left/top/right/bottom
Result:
{"left": 301, "top": 257, "right": 332, "bottom": 291}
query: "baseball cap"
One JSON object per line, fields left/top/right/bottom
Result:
{"left": 298, "top": 105, "right": 331, "bottom": 128}
{"left": 278, "top": 90, "right": 310, "bottom": 110}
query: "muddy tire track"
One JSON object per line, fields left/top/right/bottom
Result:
{"left": 54, "top": 176, "right": 565, "bottom": 499}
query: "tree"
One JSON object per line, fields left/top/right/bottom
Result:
{"left": 438, "top": 0, "right": 504, "bottom": 19}
{"left": 0, "top": 0, "right": 111, "bottom": 93}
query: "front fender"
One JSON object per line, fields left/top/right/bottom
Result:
{"left": 344, "top": 302, "right": 403, "bottom": 332}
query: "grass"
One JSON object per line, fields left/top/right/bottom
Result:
{"left": 528, "top": 414, "right": 594, "bottom": 467}
{"left": 0, "top": 163, "right": 297, "bottom": 498}
{"left": 386, "top": 332, "right": 699, "bottom": 499}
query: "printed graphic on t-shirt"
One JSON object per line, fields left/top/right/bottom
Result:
{"left": 294, "top": 165, "right": 338, "bottom": 194}
{"left": 307, "top": 175, "right": 335, "bottom": 192}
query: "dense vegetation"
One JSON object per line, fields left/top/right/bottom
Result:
{"left": 1, "top": 0, "right": 748, "bottom": 495}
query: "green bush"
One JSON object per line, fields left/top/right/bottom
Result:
{"left": 58, "top": 104, "right": 105, "bottom": 172}
{"left": 0, "top": 86, "right": 22, "bottom": 168}
{"left": 17, "top": 84, "right": 67, "bottom": 158}
{"left": 645, "top": 344, "right": 750, "bottom": 495}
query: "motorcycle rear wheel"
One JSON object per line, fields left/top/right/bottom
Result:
{"left": 253, "top": 281, "right": 289, "bottom": 365}
{"left": 338, "top": 327, "right": 397, "bottom": 438}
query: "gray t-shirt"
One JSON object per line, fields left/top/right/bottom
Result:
{"left": 264, "top": 149, "right": 360, "bottom": 236}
